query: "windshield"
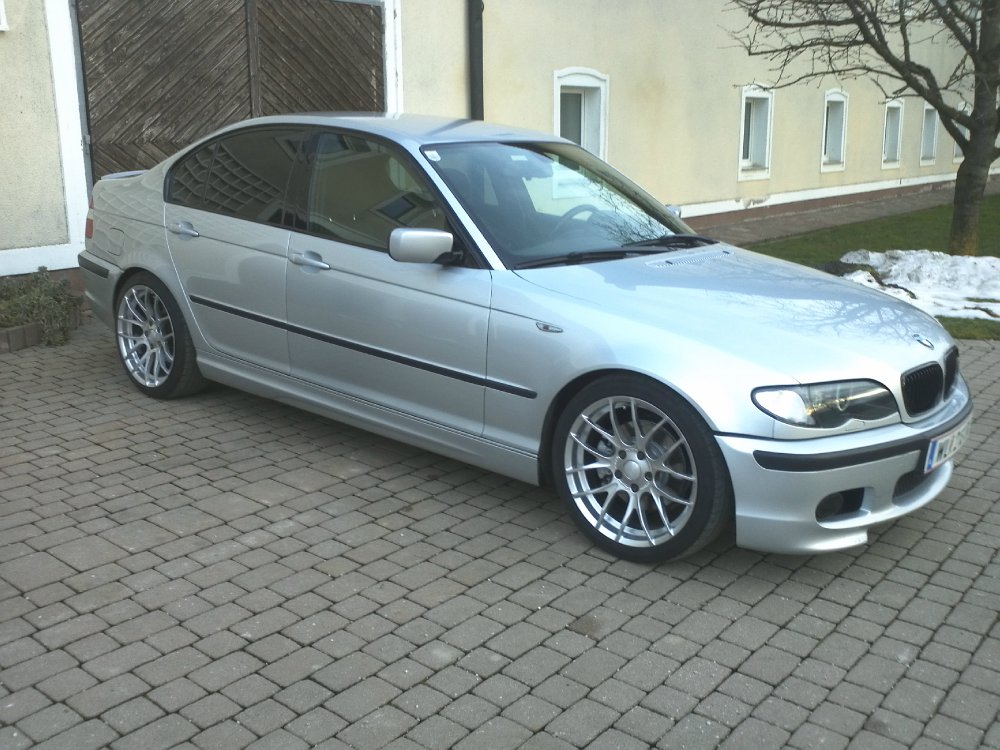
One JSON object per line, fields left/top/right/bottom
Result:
{"left": 423, "top": 141, "right": 694, "bottom": 268}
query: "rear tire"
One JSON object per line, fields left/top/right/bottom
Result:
{"left": 552, "top": 375, "right": 732, "bottom": 562}
{"left": 115, "top": 272, "right": 205, "bottom": 399}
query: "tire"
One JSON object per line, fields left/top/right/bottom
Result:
{"left": 552, "top": 375, "right": 732, "bottom": 563}
{"left": 115, "top": 272, "right": 206, "bottom": 399}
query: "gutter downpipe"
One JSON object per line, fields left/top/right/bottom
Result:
{"left": 468, "top": 0, "right": 484, "bottom": 119}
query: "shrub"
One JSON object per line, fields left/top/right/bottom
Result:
{"left": 0, "top": 268, "right": 83, "bottom": 346}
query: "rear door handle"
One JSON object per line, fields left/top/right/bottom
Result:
{"left": 168, "top": 221, "right": 200, "bottom": 238}
{"left": 291, "top": 252, "right": 331, "bottom": 272}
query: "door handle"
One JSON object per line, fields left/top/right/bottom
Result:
{"left": 168, "top": 221, "right": 200, "bottom": 238}
{"left": 291, "top": 252, "right": 331, "bottom": 271}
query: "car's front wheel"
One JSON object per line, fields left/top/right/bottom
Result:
{"left": 553, "top": 375, "right": 732, "bottom": 562}
{"left": 115, "top": 272, "right": 205, "bottom": 399}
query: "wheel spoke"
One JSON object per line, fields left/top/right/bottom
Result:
{"left": 581, "top": 413, "right": 617, "bottom": 446}
{"left": 571, "top": 479, "right": 617, "bottom": 498}
{"left": 570, "top": 430, "right": 614, "bottom": 461}
{"left": 608, "top": 398, "right": 633, "bottom": 447}
{"left": 597, "top": 490, "right": 621, "bottom": 532}
{"left": 646, "top": 493, "right": 678, "bottom": 538}
{"left": 634, "top": 496, "right": 655, "bottom": 545}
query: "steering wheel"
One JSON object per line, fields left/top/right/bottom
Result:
{"left": 551, "top": 204, "right": 601, "bottom": 235}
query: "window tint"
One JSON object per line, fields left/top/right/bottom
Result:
{"left": 168, "top": 143, "right": 214, "bottom": 208}
{"left": 306, "top": 133, "right": 446, "bottom": 250}
{"left": 167, "top": 128, "right": 302, "bottom": 225}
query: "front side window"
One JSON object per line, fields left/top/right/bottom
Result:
{"left": 883, "top": 100, "right": 904, "bottom": 167}
{"left": 426, "top": 141, "right": 691, "bottom": 267}
{"left": 740, "top": 85, "right": 773, "bottom": 179}
{"left": 305, "top": 132, "right": 447, "bottom": 251}
{"left": 166, "top": 128, "right": 303, "bottom": 226}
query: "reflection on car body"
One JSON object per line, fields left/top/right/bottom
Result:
{"left": 80, "top": 114, "right": 972, "bottom": 562}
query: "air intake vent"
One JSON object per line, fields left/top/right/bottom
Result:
{"left": 647, "top": 249, "right": 731, "bottom": 268}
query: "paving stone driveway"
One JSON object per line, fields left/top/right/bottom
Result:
{"left": 1, "top": 318, "right": 998, "bottom": 750}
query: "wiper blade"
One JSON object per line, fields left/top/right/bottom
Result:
{"left": 513, "top": 249, "right": 627, "bottom": 269}
{"left": 624, "top": 234, "right": 718, "bottom": 249}
{"left": 512, "top": 247, "right": 668, "bottom": 269}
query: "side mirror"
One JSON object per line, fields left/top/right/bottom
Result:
{"left": 389, "top": 228, "right": 456, "bottom": 264}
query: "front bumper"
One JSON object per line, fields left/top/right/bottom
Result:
{"left": 718, "top": 380, "right": 973, "bottom": 555}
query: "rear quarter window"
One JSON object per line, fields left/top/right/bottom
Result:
{"left": 166, "top": 128, "right": 304, "bottom": 226}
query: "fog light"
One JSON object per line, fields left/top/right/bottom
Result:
{"left": 815, "top": 489, "right": 864, "bottom": 521}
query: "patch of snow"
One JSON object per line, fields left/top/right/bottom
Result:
{"left": 841, "top": 249, "right": 1000, "bottom": 320}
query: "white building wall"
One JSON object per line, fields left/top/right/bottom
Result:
{"left": 1, "top": 0, "right": 995, "bottom": 277}
{"left": 0, "top": 0, "right": 88, "bottom": 276}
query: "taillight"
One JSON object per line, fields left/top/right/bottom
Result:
{"left": 85, "top": 197, "right": 94, "bottom": 239}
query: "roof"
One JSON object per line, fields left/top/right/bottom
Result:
{"left": 212, "top": 112, "right": 561, "bottom": 149}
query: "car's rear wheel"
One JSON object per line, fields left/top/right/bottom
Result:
{"left": 115, "top": 273, "right": 205, "bottom": 399}
{"left": 553, "top": 375, "right": 732, "bottom": 562}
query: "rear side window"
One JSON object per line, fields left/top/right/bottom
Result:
{"left": 166, "top": 128, "right": 303, "bottom": 226}
{"left": 305, "top": 132, "right": 447, "bottom": 250}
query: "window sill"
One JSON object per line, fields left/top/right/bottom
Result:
{"left": 738, "top": 167, "right": 771, "bottom": 182}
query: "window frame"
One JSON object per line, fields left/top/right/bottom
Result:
{"left": 821, "top": 90, "right": 848, "bottom": 172}
{"left": 920, "top": 102, "right": 938, "bottom": 165}
{"left": 739, "top": 84, "right": 774, "bottom": 181}
{"left": 553, "top": 67, "right": 609, "bottom": 158}
{"left": 882, "top": 99, "right": 904, "bottom": 169}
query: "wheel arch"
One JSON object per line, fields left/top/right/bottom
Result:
{"left": 537, "top": 367, "right": 717, "bottom": 487}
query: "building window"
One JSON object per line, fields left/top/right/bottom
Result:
{"left": 920, "top": 103, "right": 938, "bottom": 164}
{"left": 554, "top": 68, "right": 608, "bottom": 158}
{"left": 822, "top": 90, "right": 848, "bottom": 170}
{"left": 740, "top": 85, "right": 773, "bottom": 179}
{"left": 954, "top": 103, "right": 970, "bottom": 161}
{"left": 882, "top": 100, "right": 903, "bottom": 167}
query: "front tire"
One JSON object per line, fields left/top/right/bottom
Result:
{"left": 552, "top": 375, "right": 732, "bottom": 562}
{"left": 115, "top": 273, "right": 205, "bottom": 399}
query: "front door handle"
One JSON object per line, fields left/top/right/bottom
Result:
{"left": 291, "top": 252, "right": 331, "bottom": 272}
{"left": 168, "top": 221, "right": 200, "bottom": 238}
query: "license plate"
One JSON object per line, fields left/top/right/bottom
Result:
{"left": 924, "top": 416, "right": 972, "bottom": 474}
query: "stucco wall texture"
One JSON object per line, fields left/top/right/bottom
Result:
{"left": 0, "top": 0, "right": 68, "bottom": 252}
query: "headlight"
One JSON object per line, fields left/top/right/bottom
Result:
{"left": 753, "top": 380, "right": 898, "bottom": 428}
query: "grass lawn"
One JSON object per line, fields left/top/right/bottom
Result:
{"left": 747, "top": 193, "right": 1000, "bottom": 340}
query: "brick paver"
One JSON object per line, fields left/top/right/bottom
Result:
{"left": 1, "top": 317, "right": 997, "bottom": 749}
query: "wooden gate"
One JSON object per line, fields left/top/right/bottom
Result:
{"left": 77, "top": 0, "right": 385, "bottom": 179}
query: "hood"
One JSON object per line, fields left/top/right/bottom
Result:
{"left": 511, "top": 244, "right": 953, "bottom": 385}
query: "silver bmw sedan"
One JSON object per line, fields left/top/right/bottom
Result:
{"left": 79, "top": 114, "right": 972, "bottom": 562}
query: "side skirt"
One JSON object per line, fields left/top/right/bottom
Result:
{"left": 195, "top": 351, "right": 540, "bottom": 486}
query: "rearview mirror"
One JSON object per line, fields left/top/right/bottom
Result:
{"left": 389, "top": 228, "right": 456, "bottom": 264}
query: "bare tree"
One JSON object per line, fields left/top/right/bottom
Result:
{"left": 729, "top": 0, "right": 999, "bottom": 255}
